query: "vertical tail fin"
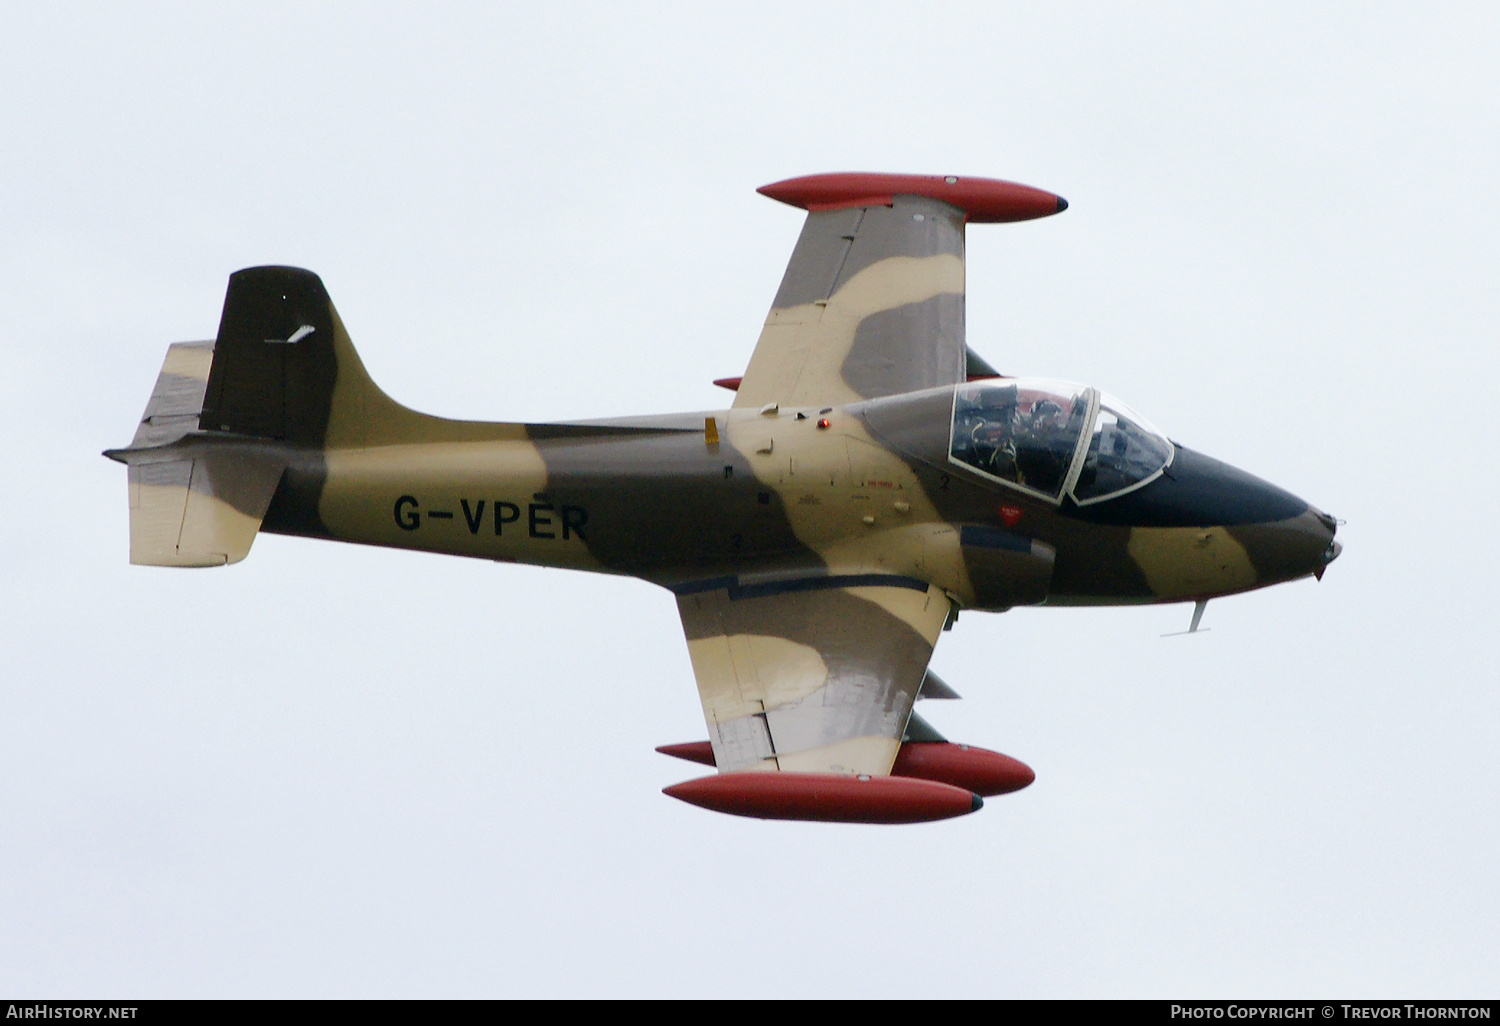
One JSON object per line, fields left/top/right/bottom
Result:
{"left": 110, "top": 265, "right": 367, "bottom": 567}
{"left": 108, "top": 266, "right": 527, "bottom": 566}
{"left": 198, "top": 265, "right": 398, "bottom": 447}
{"left": 198, "top": 265, "right": 516, "bottom": 448}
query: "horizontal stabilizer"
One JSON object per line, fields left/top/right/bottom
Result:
{"left": 112, "top": 341, "right": 284, "bottom": 567}
{"left": 126, "top": 451, "right": 283, "bottom": 566}
{"left": 131, "top": 341, "right": 215, "bottom": 448}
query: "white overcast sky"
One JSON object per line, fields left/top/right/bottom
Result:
{"left": 2, "top": 1, "right": 1497, "bottom": 998}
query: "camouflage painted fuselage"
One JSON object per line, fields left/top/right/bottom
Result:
{"left": 258, "top": 387, "right": 1335, "bottom": 611}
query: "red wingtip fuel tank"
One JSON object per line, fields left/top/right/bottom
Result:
{"left": 757, "top": 172, "right": 1067, "bottom": 222}
{"left": 663, "top": 772, "right": 983, "bottom": 824}
{"left": 657, "top": 741, "right": 1034, "bottom": 797}
{"left": 891, "top": 742, "right": 1035, "bottom": 796}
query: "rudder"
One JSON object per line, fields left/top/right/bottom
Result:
{"left": 199, "top": 266, "right": 343, "bottom": 444}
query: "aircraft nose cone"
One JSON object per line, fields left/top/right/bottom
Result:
{"left": 1061, "top": 444, "right": 1341, "bottom": 588}
{"left": 1318, "top": 539, "right": 1342, "bottom": 578}
{"left": 1313, "top": 514, "right": 1342, "bottom": 579}
{"left": 1067, "top": 445, "right": 1309, "bottom": 528}
{"left": 1231, "top": 506, "right": 1339, "bottom": 586}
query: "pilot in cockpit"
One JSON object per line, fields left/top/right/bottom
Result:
{"left": 1014, "top": 398, "right": 1072, "bottom": 490}
{"left": 966, "top": 385, "right": 1021, "bottom": 481}
{"left": 951, "top": 379, "right": 1171, "bottom": 502}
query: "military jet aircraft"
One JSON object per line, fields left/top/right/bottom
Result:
{"left": 106, "top": 172, "right": 1340, "bottom": 824}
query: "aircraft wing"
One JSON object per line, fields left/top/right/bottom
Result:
{"left": 732, "top": 172, "right": 1065, "bottom": 410}
{"left": 673, "top": 572, "right": 953, "bottom": 775}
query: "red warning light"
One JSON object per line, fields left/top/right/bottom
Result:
{"left": 817, "top": 418, "right": 831, "bottom": 429}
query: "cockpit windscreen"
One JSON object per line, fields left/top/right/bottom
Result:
{"left": 1072, "top": 396, "right": 1173, "bottom": 503}
{"left": 950, "top": 379, "right": 1091, "bottom": 499}
{"left": 949, "top": 381, "right": 1174, "bottom": 504}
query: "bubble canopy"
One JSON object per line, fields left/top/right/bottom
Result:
{"left": 949, "top": 378, "right": 1174, "bottom": 504}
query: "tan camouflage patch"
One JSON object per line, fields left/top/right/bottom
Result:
{"left": 322, "top": 309, "right": 531, "bottom": 449}
{"left": 723, "top": 405, "right": 975, "bottom": 602}
{"left": 772, "top": 736, "right": 902, "bottom": 776}
{"left": 685, "top": 632, "right": 830, "bottom": 727}
{"left": 1127, "top": 525, "right": 1258, "bottom": 598}
{"left": 734, "top": 253, "right": 964, "bottom": 410}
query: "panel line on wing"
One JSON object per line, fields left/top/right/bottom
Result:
{"left": 821, "top": 208, "right": 865, "bottom": 302}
